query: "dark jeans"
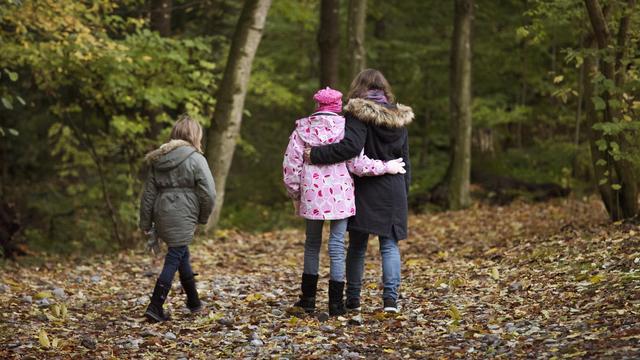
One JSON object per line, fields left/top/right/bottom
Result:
{"left": 157, "top": 246, "right": 194, "bottom": 285}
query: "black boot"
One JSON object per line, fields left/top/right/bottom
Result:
{"left": 328, "top": 280, "right": 346, "bottom": 316}
{"left": 145, "top": 281, "right": 171, "bottom": 322}
{"left": 180, "top": 275, "right": 203, "bottom": 313}
{"left": 293, "top": 273, "right": 318, "bottom": 312}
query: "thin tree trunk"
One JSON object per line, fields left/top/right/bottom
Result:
{"left": 374, "top": 16, "right": 385, "bottom": 39}
{"left": 148, "top": 0, "right": 172, "bottom": 139}
{"left": 447, "top": 0, "right": 473, "bottom": 210}
{"left": 150, "top": 0, "right": 172, "bottom": 37}
{"left": 318, "top": 0, "right": 340, "bottom": 88}
{"left": 611, "top": 0, "right": 637, "bottom": 218}
{"left": 69, "top": 124, "right": 124, "bottom": 245}
{"left": 583, "top": 43, "right": 619, "bottom": 219}
{"left": 518, "top": 49, "right": 527, "bottom": 148}
{"left": 574, "top": 60, "right": 584, "bottom": 146}
{"left": 421, "top": 73, "right": 431, "bottom": 167}
{"left": 205, "top": 0, "right": 272, "bottom": 232}
{"left": 0, "top": 137, "right": 6, "bottom": 197}
{"left": 584, "top": 0, "right": 638, "bottom": 220}
{"left": 518, "top": 0, "right": 529, "bottom": 149}
{"left": 347, "top": 0, "right": 367, "bottom": 80}
{"left": 612, "top": 0, "right": 637, "bottom": 218}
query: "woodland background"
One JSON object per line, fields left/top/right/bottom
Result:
{"left": 1, "top": 1, "right": 640, "bottom": 358}
{"left": 1, "top": 0, "right": 639, "bottom": 256}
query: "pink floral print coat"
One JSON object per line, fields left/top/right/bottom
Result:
{"left": 283, "top": 112, "right": 388, "bottom": 220}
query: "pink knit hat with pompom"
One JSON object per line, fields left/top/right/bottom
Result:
{"left": 313, "top": 87, "right": 343, "bottom": 113}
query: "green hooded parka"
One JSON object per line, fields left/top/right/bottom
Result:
{"left": 139, "top": 140, "right": 216, "bottom": 247}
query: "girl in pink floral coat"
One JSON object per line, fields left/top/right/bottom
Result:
{"left": 282, "top": 87, "right": 405, "bottom": 316}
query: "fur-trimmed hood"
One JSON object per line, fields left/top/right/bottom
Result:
{"left": 344, "top": 98, "right": 414, "bottom": 128}
{"left": 144, "top": 139, "right": 198, "bottom": 171}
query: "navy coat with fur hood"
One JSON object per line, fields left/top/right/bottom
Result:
{"left": 310, "top": 98, "right": 413, "bottom": 240}
{"left": 139, "top": 140, "right": 216, "bottom": 247}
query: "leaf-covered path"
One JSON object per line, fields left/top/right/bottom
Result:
{"left": 2, "top": 199, "right": 639, "bottom": 359}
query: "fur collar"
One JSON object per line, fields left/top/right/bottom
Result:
{"left": 344, "top": 98, "right": 414, "bottom": 128}
{"left": 144, "top": 139, "right": 195, "bottom": 163}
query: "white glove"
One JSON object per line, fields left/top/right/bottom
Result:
{"left": 385, "top": 158, "right": 406, "bottom": 174}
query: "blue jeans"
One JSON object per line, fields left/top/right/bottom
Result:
{"left": 158, "top": 246, "right": 194, "bottom": 285}
{"left": 303, "top": 219, "right": 348, "bottom": 282}
{"left": 345, "top": 230, "right": 401, "bottom": 301}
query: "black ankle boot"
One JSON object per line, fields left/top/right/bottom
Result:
{"left": 180, "top": 275, "right": 203, "bottom": 313}
{"left": 145, "top": 281, "right": 171, "bottom": 322}
{"left": 293, "top": 273, "right": 318, "bottom": 312}
{"left": 328, "top": 280, "right": 346, "bottom": 316}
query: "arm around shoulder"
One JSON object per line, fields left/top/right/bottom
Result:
{"left": 310, "top": 115, "right": 367, "bottom": 165}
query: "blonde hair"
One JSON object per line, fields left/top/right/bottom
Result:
{"left": 170, "top": 114, "right": 203, "bottom": 152}
{"left": 347, "top": 68, "right": 395, "bottom": 103}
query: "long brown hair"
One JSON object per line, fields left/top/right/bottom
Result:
{"left": 170, "top": 114, "right": 203, "bottom": 152}
{"left": 346, "top": 68, "right": 395, "bottom": 103}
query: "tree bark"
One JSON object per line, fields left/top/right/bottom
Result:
{"left": 583, "top": 41, "right": 619, "bottom": 219}
{"left": 69, "top": 123, "right": 124, "bottom": 246}
{"left": 318, "top": 0, "right": 340, "bottom": 88}
{"left": 611, "top": 0, "right": 637, "bottom": 218}
{"left": 205, "top": 0, "right": 272, "bottom": 232}
{"left": 447, "top": 0, "right": 473, "bottom": 210}
{"left": 584, "top": 0, "right": 638, "bottom": 220}
{"left": 347, "top": 0, "right": 367, "bottom": 80}
{"left": 148, "top": 0, "right": 172, "bottom": 139}
{"left": 574, "top": 57, "right": 584, "bottom": 146}
{"left": 150, "top": 0, "right": 172, "bottom": 37}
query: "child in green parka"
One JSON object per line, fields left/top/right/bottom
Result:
{"left": 139, "top": 115, "right": 216, "bottom": 322}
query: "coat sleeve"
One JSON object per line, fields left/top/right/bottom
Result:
{"left": 402, "top": 130, "right": 411, "bottom": 196}
{"left": 346, "top": 149, "right": 388, "bottom": 177}
{"left": 310, "top": 115, "right": 367, "bottom": 165}
{"left": 282, "top": 129, "right": 304, "bottom": 200}
{"left": 139, "top": 168, "right": 158, "bottom": 232}
{"left": 194, "top": 154, "right": 216, "bottom": 224}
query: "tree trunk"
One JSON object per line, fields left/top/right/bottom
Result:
{"left": 150, "top": 0, "right": 172, "bottom": 37}
{"left": 318, "top": 0, "right": 340, "bottom": 88}
{"left": 205, "top": 0, "right": 272, "bottom": 232}
{"left": 347, "top": 0, "right": 367, "bottom": 80}
{"left": 611, "top": 0, "right": 637, "bottom": 218}
{"left": 583, "top": 42, "right": 620, "bottom": 219}
{"left": 574, "top": 58, "right": 584, "bottom": 147}
{"left": 148, "top": 0, "right": 172, "bottom": 139}
{"left": 584, "top": 0, "right": 638, "bottom": 220}
{"left": 69, "top": 123, "right": 124, "bottom": 246}
{"left": 447, "top": 0, "right": 473, "bottom": 210}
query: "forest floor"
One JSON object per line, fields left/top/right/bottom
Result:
{"left": 1, "top": 199, "right": 640, "bottom": 359}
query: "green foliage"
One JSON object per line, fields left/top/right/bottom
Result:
{"left": 3, "top": 0, "right": 639, "bottom": 251}
{"left": 0, "top": 68, "right": 22, "bottom": 136}
{"left": 220, "top": 202, "right": 303, "bottom": 233}
{"left": 479, "top": 140, "right": 581, "bottom": 186}
{"left": 0, "top": 0, "right": 219, "bottom": 252}
{"left": 473, "top": 97, "right": 531, "bottom": 128}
